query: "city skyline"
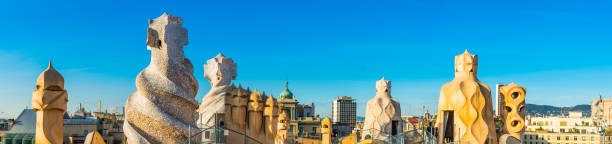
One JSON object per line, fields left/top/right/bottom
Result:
{"left": 2, "top": 0, "right": 612, "bottom": 119}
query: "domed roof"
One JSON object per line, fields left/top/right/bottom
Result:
{"left": 36, "top": 61, "right": 64, "bottom": 89}
{"left": 279, "top": 81, "right": 293, "bottom": 99}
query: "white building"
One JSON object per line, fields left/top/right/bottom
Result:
{"left": 495, "top": 83, "right": 506, "bottom": 116}
{"left": 525, "top": 111, "right": 598, "bottom": 134}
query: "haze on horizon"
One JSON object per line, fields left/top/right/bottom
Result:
{"left": 1, "top": 0, "right": 611, "bottom": 119}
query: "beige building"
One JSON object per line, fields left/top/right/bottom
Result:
{"left": 523, "top": 111, "right": 608, "bottom": 144}
{"left": 522, "top": 132, "right": 610, "bottom": 144}
{"left": 526, "top": 112, "right": 598, "bottom": 134}
{"left": 297, "top": 116, "right": 322, "bottom": 139}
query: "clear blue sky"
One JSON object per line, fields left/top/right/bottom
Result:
{"left": 1, "top": 0, "right": 611, "bottom": 118}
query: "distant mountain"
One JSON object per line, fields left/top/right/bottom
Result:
{"left": 526, "top": 103, "right": 591, "bottom": 117}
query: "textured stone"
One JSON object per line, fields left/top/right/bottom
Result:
{"left": 276, "top": 111, "right": 289, "bottom": 144}
{"left": 264, "top": 93, "right": 280, "bottom": 144}
{"left": 84, "top": 131, "right": 105, "bottom": 144}
{"left": 321, "top": 117, "right": 332, "bottom": 144}
{"left": 436, "top": 50, "right": 497, "bottom": 144}
{"left": 123, "top": 12, "right": 200, "bottom": 144}
{"left": 198, "top": 53, "right": 237, "bottom": 126}
{"left": 361, "top": 77, "right": 403, "bottom": 140}
{"left": 499, "top": 134, "right": 521, "bottom": 144}
{"left": 198, "top": 54, "right": 285, "bottom": 144}
{"left": 32, "top": 61, "right": 67, "bottom": 144}
{"left": 499, "top": 83, "right": 526, "bottom": 141}
{"left": 247, "top": 89, "right": 265, "bottom": 139}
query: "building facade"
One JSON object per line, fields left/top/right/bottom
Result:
{"left": 332, "top": 96, "right": 356, "bottom": 138}
{"left": 495, "top": 83, "right": 506, "bottom": 116}
{"left": 522, "top": 132, "right": 610, "bottom": 144}
{"left": 526, "top": 112, "right": 598, "bottom": 134}
{"left": 332, "top": 96, "right": 357, "bottom": 129}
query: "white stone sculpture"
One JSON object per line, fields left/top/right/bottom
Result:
{"left": 123, "top": 12, "right": 200, "bottom": 144}
{"left": 361, "top": 77, "right": 403, "bottom": 140}
{"left": 198, "top": 53, "right": 237, "bottom": 143}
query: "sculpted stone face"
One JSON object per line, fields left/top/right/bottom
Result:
{"left": 146, "top": 14, "right": 188, "bottom": 61}
{"left": 375, "top": 77, "right": 391, "bottom": 97}
{"left": 197, "top": 54, "right": 293, "bottom": 144}
{"left": 203, "top": 54, "right": 237, "bottom": 87}
{"left": 454, "top": 50, "right": 478, "bottom": 77}
{"left": 124, "top": 13, "right": 200, "bottom": 144}
{"left": 500, "top": 83, "right": 526, "bottom": 139}
{"left": 198, "top": 54, "right": 238, "bottom": 143}
{"left": 32, "top": 62, "right": 67, "bottom": 144}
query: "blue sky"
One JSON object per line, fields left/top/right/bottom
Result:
{"left": 1, "top": 0, "right": 611, "bottom": 118}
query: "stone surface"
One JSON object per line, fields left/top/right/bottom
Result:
{"left": 264, "top": 93, "right": 280, "bottom": 144}
{"left": 197, "top": 54, "right": 286, "bottom": 144}
{"left": 276, "top": 111, "right": 289, "bottom": 144}
{"left": 499, "top": 134, "right": 521, "bottom": 144}
{"left": 197, "top": 53, "right": 237, "bottom": 143}
{"left": 32, "top": 61, "right": 67, "bottom": 144}
{"left": 499, "top": 83, "right": 526, "bottom": 141}
{"left": 436, "top": 50, "right": 497, "bottom": 144}
{"left": 247, "top": 89, "right": 265, "bottom": 140}
{"left": 84, "top": 131, "right": 105, "bottom": 144}
{"left": 361, "top": 77, "right": 403, "bottom": 140}
{"left": 123, "top": 12, "right": 200, "bottom": 144}
{"left": 198, "top": 53, "right": 237, "bottom": 126}
{"left": 321, "top": 117, "right": 332, "bottom": 144}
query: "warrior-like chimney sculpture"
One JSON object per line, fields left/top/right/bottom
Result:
{"left": 361, "top": 77, "right": 403, "bottom": 140}
{"left": 436, "top": 50, "right": 497, "bottom": 144}
{"left": 123, "top": 13, "right": 200, "bottom": 143}
{"left": 198, "top": 53, "right": 236, "bottom": 142}
{"left": 32, "top": 61, "right": 67, "bottom": 144}
{"left": 199, "top": 54, "right": 286, "bottom": 143}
